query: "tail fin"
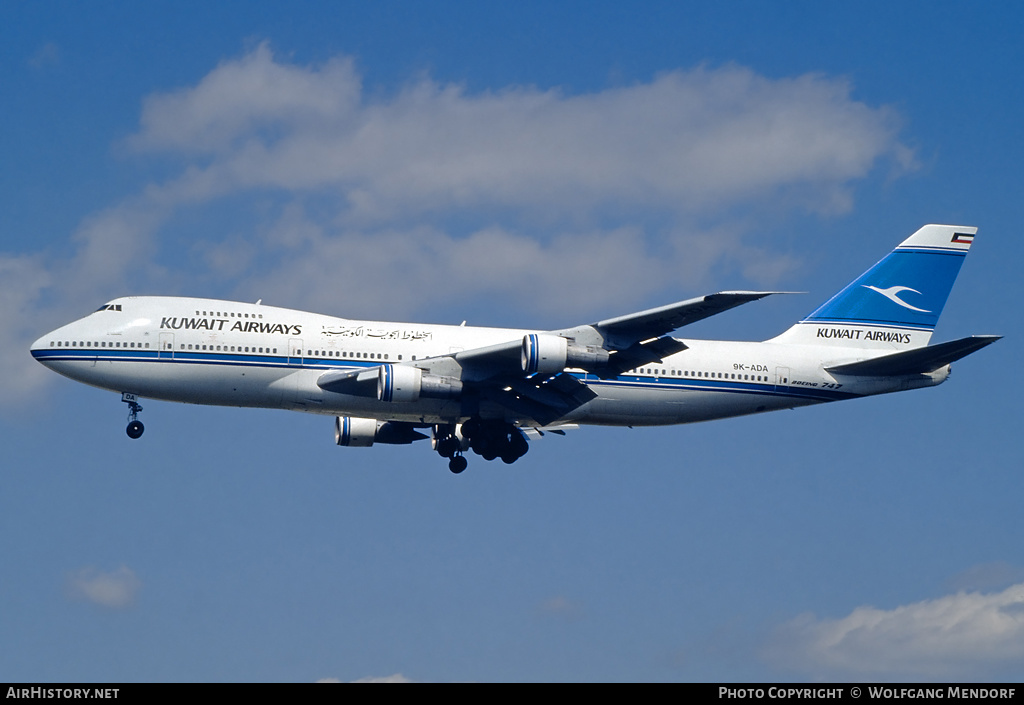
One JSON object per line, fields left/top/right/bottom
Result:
{"left": 769, "top": 224, "right": 977, "bottom": 349}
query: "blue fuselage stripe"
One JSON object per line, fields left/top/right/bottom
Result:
{"left": 32, "top": 348, "right": 855, "bottom": 404}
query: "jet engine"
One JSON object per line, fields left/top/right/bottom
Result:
{"left": 520, "top": 333, "right": 610, "bottom": 375}
{"left": 335, "top": 416, "right": 428, "bottom": 446}
{"left": 376, "top": 364, "right": 463, "bottom": 402}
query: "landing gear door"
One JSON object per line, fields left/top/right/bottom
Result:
{"left": 158, "top": 333, "right": 174, "bottom": 359}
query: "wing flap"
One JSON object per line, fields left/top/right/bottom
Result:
{"left": 601, "top": 337, "right": 688, "bottom": 377}
{"left": 826, "top": 335, "right": 1001, "bottom": 377}
{"left": 486, "top": 372, "right": 596, "bottom": 425}
{"left": 519, "top": 423, "right": 579, "bottom": 439}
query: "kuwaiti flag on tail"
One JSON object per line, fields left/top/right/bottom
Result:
{"left": 800, "top": 224, "right": 976, "bottom": 332}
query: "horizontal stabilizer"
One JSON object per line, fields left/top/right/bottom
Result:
{"left": 826, "top": 335, "right": 1001, "bottom": 377}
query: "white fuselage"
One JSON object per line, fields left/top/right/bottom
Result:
{"left": 31, "top": 296, "right": 947, "bottom": 428}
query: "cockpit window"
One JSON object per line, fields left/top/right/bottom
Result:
{"left": 95, "top": 304, "right": 123, "bottom": 312}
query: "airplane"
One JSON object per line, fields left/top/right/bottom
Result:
{"left": 31, "top": 224, "right": 999, "bottom": 473}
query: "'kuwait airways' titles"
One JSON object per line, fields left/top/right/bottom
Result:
{"left": 815, "top": 327, "right": 913, "bottom": 344}
{"left": 160, "top": 317, "right": 302, "bottom": 336}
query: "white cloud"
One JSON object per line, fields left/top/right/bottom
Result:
{"left": 5, "top": 42, "right": 910, "bottom": 406}
{"left": 348, "top": 673, "right": 414, "bottom": 683}
{"left": 28, "top": 42, "right": 61, "bottom": 70}
{"left": 537, "top": 595, "right": 585, "bottom": 621}
{"left": 947, "top": 562, "right": 1024, "bottom": 593}
{"left": 237, "top": 222, "right": 669, "bottom": 321}
{"left": 66, "top": 565, "right": 141, "bottom": 609}
{"left": 129, "top": 43, "right": 906, "bottom": 223}
{"left": 129, "top": 44, "right": 362, "bottom": 155}
{"left": 0, "top": 200, "right": 171, "bottom": 416}
{"left": 767, "top": 582, "right": 1024, "bottom": 678}
{"left": 0, "top": 254, "right": 56, "bottom": 404}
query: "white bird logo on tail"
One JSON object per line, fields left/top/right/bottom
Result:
{"left": 862, "top": 285, "right": 931, "bottom": 313}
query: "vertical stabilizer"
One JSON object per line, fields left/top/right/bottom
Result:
{"left": 769, "top": 224, "right": 976, "bottom": 349}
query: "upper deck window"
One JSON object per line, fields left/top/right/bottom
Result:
{"left": 95, "top": 304, "right": 122, "bottom": 312}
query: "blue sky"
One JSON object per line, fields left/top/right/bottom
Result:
{"left": 2, "top": 1, "right": 1022, "bottom": 682}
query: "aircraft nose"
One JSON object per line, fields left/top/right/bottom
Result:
{"left": 31, "top": 330, "right": 55, "bottom": 362}
{"left": 31, "top": 324, "right": 69, "bottom": 364}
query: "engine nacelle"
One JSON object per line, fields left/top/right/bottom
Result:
{"left": 335, "top": 416, "right": 380, "bottom": 447}
{"left": 521, "top": 334, "right": 610, "bottom": 375}
{"left": 377, "top": 364, "right": 463, "bottom": 402}
{"left": 378, "top": 364, "right": 421, "bottom": 402}
{"left": 335, "top": 416, "right": 428, "bottom": 446}
{"left": 522, "top": 333, "right": 567, "bottom": 375}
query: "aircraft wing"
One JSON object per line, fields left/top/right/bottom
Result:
{"left": 453, "top": 338, "right": 524, "bottom": 380}
{"left": 318, "top": 290, "right": 784, "bottom": 425}
{"left": 452, "top": 290, "right": 784, "bottom": 421}
{"left": 557, "top": 291, "right": 789, "bottom": 349}
{"left": 450, "top": 290, "right": 785, "bottom": 380}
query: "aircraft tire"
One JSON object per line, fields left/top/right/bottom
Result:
{"left": 448, "top": 455, "right": 468, "bottom": 474}
{"left": 126, "top": 420, "right": 145, "bottom": 439}
{"left": 437, "top": 436, "right": 459, "bottom": 458}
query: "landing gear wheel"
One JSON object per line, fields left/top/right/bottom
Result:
{"left": 122, "top": 392, "right": 145, "bottom": 440}
{"left": 448, "top": 455, "right": 468, "bottom": 474}
{"left": 436, "top": 436, "right": 460, "bottom": 459}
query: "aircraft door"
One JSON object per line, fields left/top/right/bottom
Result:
{"left": 158, "top": 333, "right": 174, "bottom": 359}
{"left": 289, "top": 338, "right": 304, "bottom": 366}
{"left": 775, "top": 366, "right": 790, "bottom": 392}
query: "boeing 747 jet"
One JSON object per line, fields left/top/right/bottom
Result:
{"left": 32, "top": 224, "right": 999, "bottom": 473}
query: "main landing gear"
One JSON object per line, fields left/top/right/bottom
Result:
{"left": 434, "top": 418, "right": 529, "bottom": 473}
{"left": 433, "top": 427, "right": 468, "bottom": 473}
{"left": 122, "top": 392, "right": 144, "bottom": 439}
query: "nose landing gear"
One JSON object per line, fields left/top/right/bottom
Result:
{"left": 122, "top": 392, "right": 144, "bottom": 439}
